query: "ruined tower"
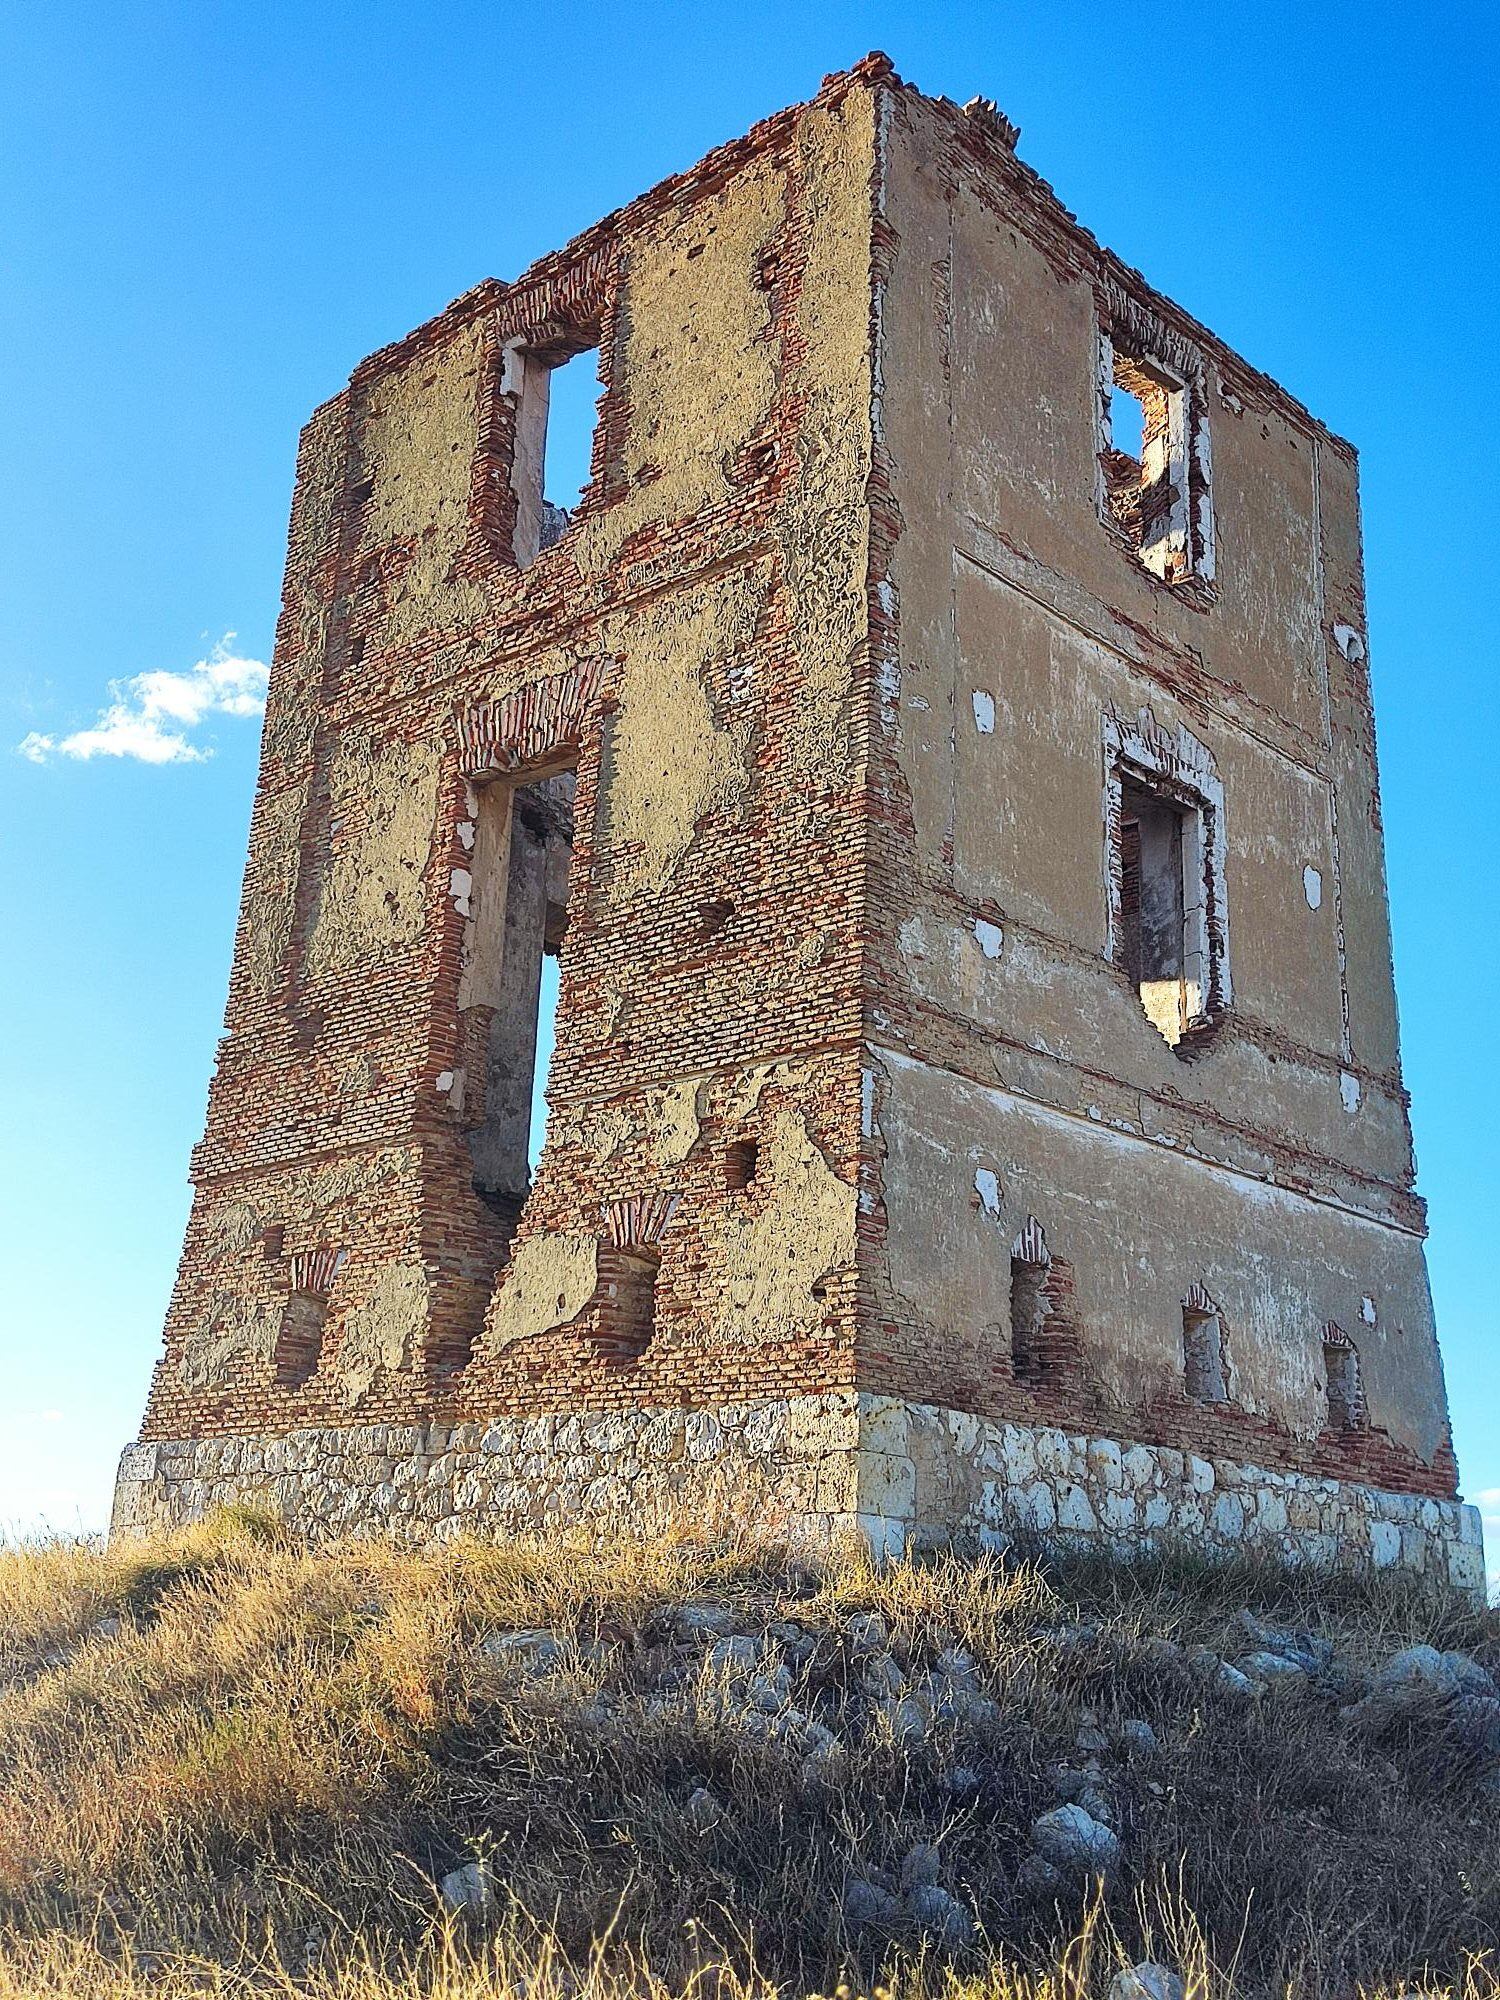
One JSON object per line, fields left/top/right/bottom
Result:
{"left": 114, "top": 56, "right": 1484, "bottom": 1595}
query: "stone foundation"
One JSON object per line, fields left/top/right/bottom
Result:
{"left": 114, "top": 1394, "right": 1487, "bottom": 1601}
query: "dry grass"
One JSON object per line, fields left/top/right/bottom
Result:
{"left": 0, "top": 1510, "right": 1495, "bottom": 1999}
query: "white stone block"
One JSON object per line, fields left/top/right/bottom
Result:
{"left": 1056, "top": 1483, "right": 1097, "bottom": 1534}
{"left": 858, "top": 1450, "right": 916, "bottom": 1518}
{"left": 1121, "top": 1444, "right": 1158, "bottom": 1490}
{"left": 859, "top": 1397, "right": 911, "bottom": 1456}
{"left": 1369, "top": 1519, "right": 1401, "bottom": 1568}
{"left": 857, "top": 1512, "right": 908, "bottom": 1560}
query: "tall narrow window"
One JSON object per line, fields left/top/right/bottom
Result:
{"left": 1009, "top": 1218, "right": 1052, "bottom": 1384}
{"left": 1183, "top": 1290, "right": 1229, "bottom": 1404}
{"left": 465, "top": 768, "right": 575, "bottom": 1243}
{"left": 1119, "top": 773, "right": 1199, "bottom": 1046}
{"left": 509, "top": 339, "right": 602, "bottom": 566}
{"left": 1010, "top": 1256, "right": 1048, "bottom": 1382}
{"left": 1105, "top": 707, "right": 1228, "bottom": 1054}
{"left": 530, "top": 954, "right": 562, "bottom": 1178}
{"left": 1323, "top": 1324, "right": 1365, "bottom": 1433}
{"left": 1102, "top": 347, "right": 1188, "bottom": 580}
{"left": 1095, "top": 299, "right": 1213, "bottom": 585}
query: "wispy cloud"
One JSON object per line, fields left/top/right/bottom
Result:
{"left": 18, "top": 637, "right": 268, "bottom": 765}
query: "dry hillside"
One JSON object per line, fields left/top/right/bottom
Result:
{"left": 0, "top": 1510, "right": 1496, "bottom": 1999}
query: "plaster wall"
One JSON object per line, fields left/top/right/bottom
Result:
{"left": 864, "top": 85, "right": 1453, "bottom": 1495}
{"left": 118, "top": 60, "right": 1471, "bottom": 1581}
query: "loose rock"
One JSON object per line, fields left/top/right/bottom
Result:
{"left": 1108, "top": 1964, "right": 1186, "bottom": 2000}
{"left": 440, "top": 1859, "right": 495, "bottom": 1919}
{"left": 1238, "top": 1650, "right": 1308, "bottom": 1683}
{"left": 478, "top": 1629, "right": 564, "bottom": 1675}
{"left": 705, "top": 1634, "right": 762, "bottom": 1675}
{"left": 1117, "top": 1718, "right": 1158, "bottom": 1759}
{"left": 906, "top": 1883, "right": 973, "bottom": 1944}
{"left": 674, "top": 1603, "right": 739, "bottom": 1640}
{"left": 841, "top": 1878, "right": 898, "bottom": 1929}
{"left": 685, "top": 1786, "right": 723, "bottom": 1831}
{"left": 1236, "top": 1611, "right": 1332, "bottom": 1672}
{"left": 846, "top": 1612, "right": 889, "bottom": 1654}
{"left": 1217, "top": 1662, "right": 1261, "bottom": 1695}
{"left": 1031, "top": 1802, "right": 1120, "bottom": 1874}
{"left": 1376, "top": 1645, "right": 1496, "bottom": 1701}
{"left": 900, "top": 1842, "right": 942, "bottom": 1890}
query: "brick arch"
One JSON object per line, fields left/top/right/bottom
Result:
{"left": 1009, "top": 1216, "right": 1082, "bottom": 1387}
{"left": 457, "top": 656, "right": 610, "bottom": 780}
{"left": 1322, "top": 1320, "right": 1367, "bottom": 1433}
{"left": 1182, "top": 1282, "right": 1231, "bottom": 1404}
{"left": 593, "top": 1191, "right": 679, "bottom": 1367}
{"left": 1010, "top": 1215, "right": 1051, "bottom": 1268}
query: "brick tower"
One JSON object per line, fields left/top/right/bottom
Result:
{"left": 113, "top": 56, "right": 1484, "bottom": 1595}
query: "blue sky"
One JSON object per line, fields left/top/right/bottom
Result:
{"left": 2, "top": 2, "right": 1495, "bottom": 1579}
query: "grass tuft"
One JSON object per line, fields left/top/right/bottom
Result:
{"left": 0, "top": 1520, "right": 1494, "bottom": 1998}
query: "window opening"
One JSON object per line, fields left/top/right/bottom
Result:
{"left": 1119, "top": 773, "right": 1204, "bottom": 1046}
{"left": 1105, "top": 706, "right": 1227, "bottom": 1052}
{"left": 1183, "top": 1294, "right": 1229, "bottom": 1403}
{"left": 530, "top": 954, "right": 561, "bottom": 1177}
{"left": 1010, "top": 1255, "right": 1049, "bottom": 1383}
{"left": 1323, "top": 1325, "right": 1365, "bottom": 1433}
{"left": 1110, "top": 375, "right": 1147, "bottom": 462}
{"left": 595, "top": 1245, "right": 661, "bottom": 1365}
{"left": 510, "top": 340, "right": 601, "bottom": 566}
{"left": 466, "top": 769, "right": 576, "bottom": 1242}
{"left": 275, "top": 1292, "right": 326, "bottom": 1389}
{"left": 726, "top": 1139, "right": 759, "bottom": 1192}
{"left": 1009, "top": 1218, "right": 1055, "bottom": 1385}
{"left": 1101, "top": 336, "right": 1193, "bottom": 581}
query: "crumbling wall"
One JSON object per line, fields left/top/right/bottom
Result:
{"left": 136, "top": 62, "right": 881, "bottom": 1456}
{"left": 123, "top": 56, "right": 1465, "bottom": 1567}
{"left": 863, "top": 82, "right": 1456, "bottom": 1497}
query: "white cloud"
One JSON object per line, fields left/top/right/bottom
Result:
{"left": 18, "top": 637, "right": 268, "bottom": 765}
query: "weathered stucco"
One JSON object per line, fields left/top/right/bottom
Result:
{"left": 119, "top": 58, "right": 1474, "bottom": 1588}
{"left": 179, "top": 1295, "right": 281, "bottom": 1393}
{"left": 597, "top": 566, "right": 762, "bottom": 896}
{"left": 307, "top": 732, "right": 442, "bottom": 978}
{"left": 704, "top": 1099, "right": 858, "bottom": 1346}
{"left": 336, "top": 1263, "right": 429, "bottom": 1405}
{"left": 864, "top": 79, "right": 1458, "bottom": 1520}
{"left": 570, "top": 155, "right": 783, "bottom": 578}
{"left": 358, "top": 317, "right": 491, "bottom": 647}
{"left": 483, "top": 1232, "right": 601, "bottom": 1354}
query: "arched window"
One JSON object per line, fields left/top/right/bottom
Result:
{"left": 1322, "top": 1322, "right": 1366, "bottom": 1432}
{"left": 595, "top": 1244, "right": 661, "bottom": 1364}
{"left": 274, "top": 1247, "right": 343, "bottom": 1389}
{"left": 1010, "top": 1218, "right": 1051, "bottom": 1384}
{"left": 1182, "top": 1283, "right": 1230, "bottom": 1403}
{"left": 594, "top": 1192, "right": 677, "bottom": 1367}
